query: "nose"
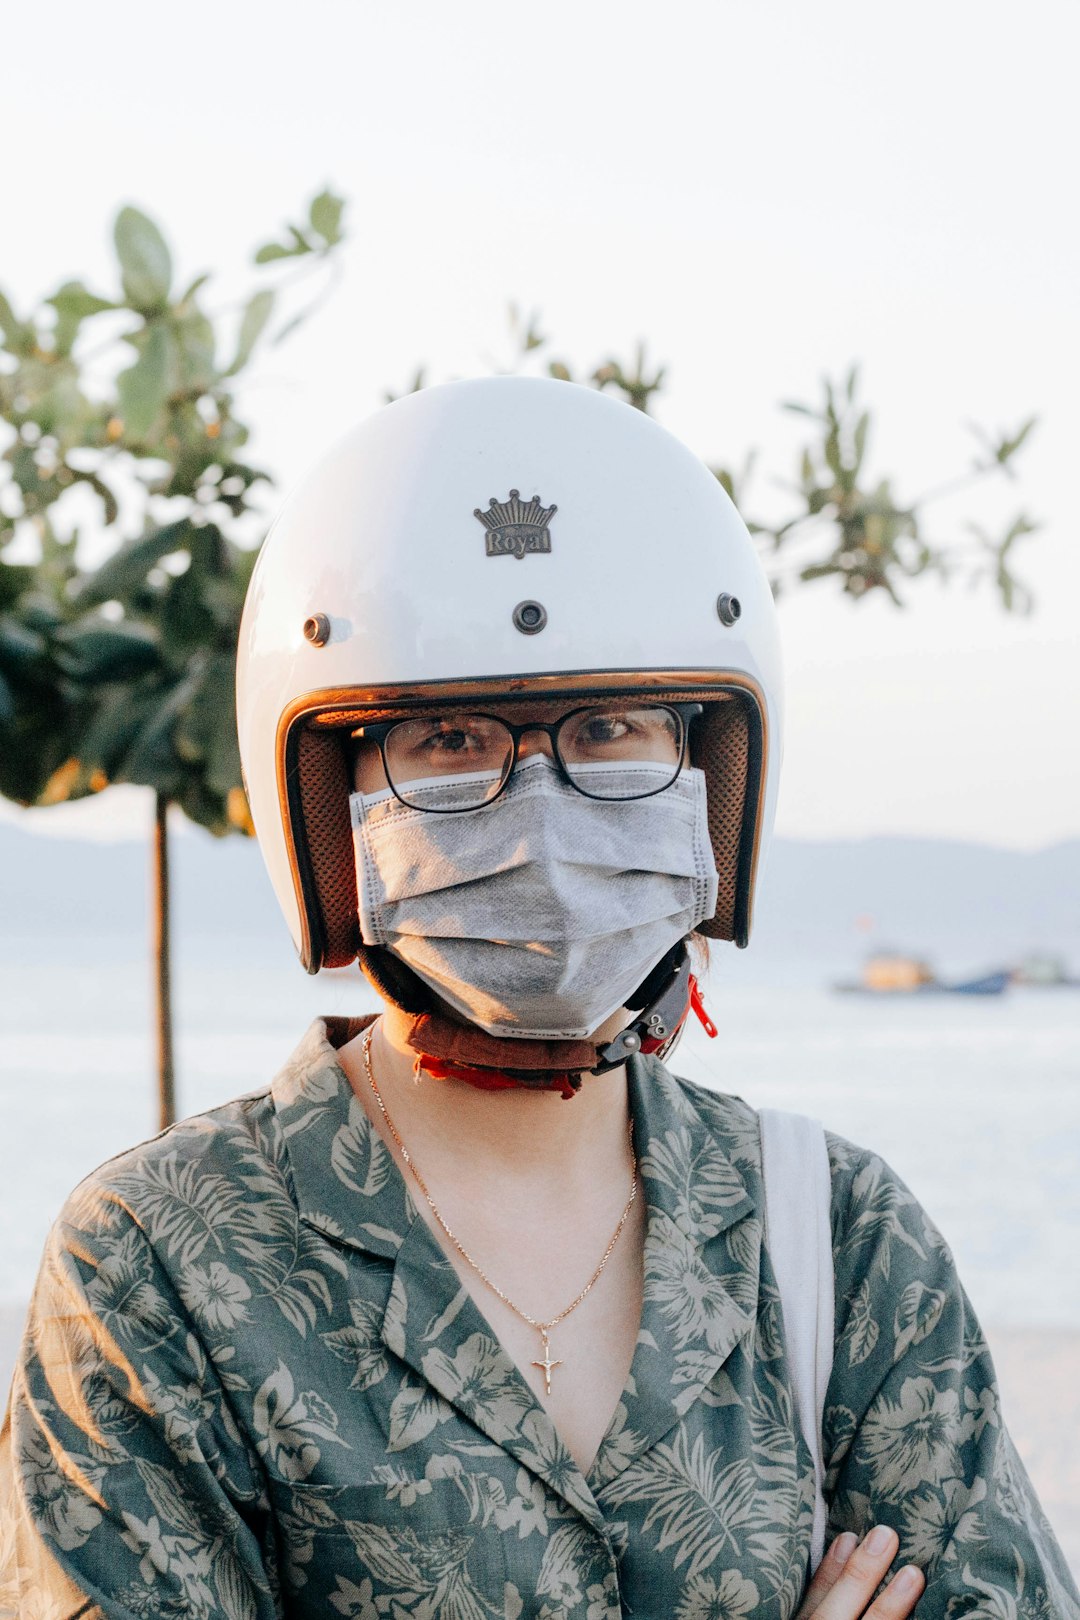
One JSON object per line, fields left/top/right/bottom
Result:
{"left": 516, "top": 725, "right": 556, "bottom": 762}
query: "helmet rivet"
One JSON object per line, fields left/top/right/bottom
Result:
{"left": 716, "top": 593, "right": 742, "bottom": 627}
{"left": 621, "top": 1032, "right": 642, "bottom": 1052}
{"left": 512, "top": 600, "right": 547, "bottom": 635}
{"left": 303, "top": 612, "right": 331, "bottom": 647}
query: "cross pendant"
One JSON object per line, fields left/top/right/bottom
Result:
{"left": 532, "top": 1329, "right": 563, "bottom": 1396}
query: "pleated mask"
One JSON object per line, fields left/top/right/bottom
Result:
{"left": 350, "top": 753, "right": 718, "bottom": 1041}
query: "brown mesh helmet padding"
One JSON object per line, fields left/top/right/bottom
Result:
{"left": 689, "top": 699, "right": 750, "bottom": 942}
{"left": 296, "top": 726, "right": 360, "bottom": 967}
{"left": 287, "top": 684, "right": 762, "bottom": 970}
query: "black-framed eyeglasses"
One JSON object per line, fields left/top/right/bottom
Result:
{"left": 352, "top": 701, "right": 703, "bottom": 813}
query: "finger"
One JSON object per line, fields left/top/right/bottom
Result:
{"left": 865, "top": 1565, "right": 926, "bottom": 1619}
{"left": 813, "top": 1524, "right": 901, "bottom": 1618}
{"left": 798, "top": 1533, "right": 860, "bottom": 1617}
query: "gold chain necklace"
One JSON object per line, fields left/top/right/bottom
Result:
{"left": 361, "top": 1024, "right": 638, "bottom": 1395}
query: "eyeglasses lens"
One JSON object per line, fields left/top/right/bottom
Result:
{"left": 559, "top": 705, "right": 683, "bottom": 799}
{"left": 384, "top": 705, "right": 684, "bottom": 810}
{"left": 384, "top": 717, "right": 513, "bottom": 810}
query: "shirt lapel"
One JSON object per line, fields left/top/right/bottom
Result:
{"left": 273, "top": 1020, "right": 605, "bottom": 1529}
{"left": 588, "top": 1053, "right": 762, "bottom": 1491}
{"left": 272, "top": 1016, "right": 412, "bottom": 1261}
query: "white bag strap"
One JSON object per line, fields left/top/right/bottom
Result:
{"left": 759, "top": 1108, "right": 835, "bottom": 1574}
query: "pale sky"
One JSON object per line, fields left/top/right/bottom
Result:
{"left": 2, "top": 0, "right": 1077, "bottom": 848}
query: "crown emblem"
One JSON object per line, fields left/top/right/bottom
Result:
{"left": 473, "top": 489, "right": 557, "bottom": 560}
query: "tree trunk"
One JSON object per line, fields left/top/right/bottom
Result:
{"left": 153, "top": 792, "right": 176, "bottom": 1131}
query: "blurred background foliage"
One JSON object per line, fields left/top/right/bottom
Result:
{"left": 0, "top": 192, "right": 1041, "bottom": 1121}
{"left": 0, "top": 192, "right": 346, "bottom": 826}
{"left": 0, "top": 191, "right": 347, "bottom": 1121}
{"left": 0, "top": 197, "right": 1040, "bottom": 828}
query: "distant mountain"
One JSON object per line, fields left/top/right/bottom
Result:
{"left": 757, "top": 836, "right": 1080, "bottom": 971}
{"left": 1, "top": 822, "right": 1078, "bottom": 980}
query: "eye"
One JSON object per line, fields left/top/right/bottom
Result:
{"left": 560, "top": 705, "right": 682, "bottom": 766}
{"left": 579, "top": 713, "right": 631, "bottom": 744}
{"left": 418, "top": 723, "right": 485, "bottom": 753}
{"left": 391, "top": 716, "right": 509, "bottom": 763}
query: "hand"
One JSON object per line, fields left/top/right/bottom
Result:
{"left": 797, "top": 1526, "right": 926, "bottom": 1618}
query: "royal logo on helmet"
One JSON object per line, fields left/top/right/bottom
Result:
{"left": 473, "top": 489, "right": 558, "bottom": 559}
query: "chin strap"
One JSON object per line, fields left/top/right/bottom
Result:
{"left": 594, "top": 940, "right": 717, "bottom": 1072}
{"left": 376, "top": 939, "right": 718, "bottom": 1099}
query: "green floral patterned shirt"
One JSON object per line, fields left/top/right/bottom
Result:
{"left": 1, "top": 1017, "right": 1076, "bottom": 1619}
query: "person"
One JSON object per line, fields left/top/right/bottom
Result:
{"left": 1, "top": 376, "right": 1075, "bottom": 1620}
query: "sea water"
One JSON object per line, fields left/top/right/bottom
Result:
{"left": 1, "top": 938, "right": 1078, "bottom": 1332}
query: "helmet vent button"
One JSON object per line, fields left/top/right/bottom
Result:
{"left": 512, "top": 600, "right": 547, "bottom": 635}
{"left": 716, "top": 593, "right": 742, "bottom": 627}
{"left": 303, "top": 613, "right": 331, "bottom": 647}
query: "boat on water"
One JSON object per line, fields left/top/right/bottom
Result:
{"left": 1010, "top": 954, "right": 1080, "bottom": 989}
{"left": 834, "top": 952, "right": 1010, "bottom": 997}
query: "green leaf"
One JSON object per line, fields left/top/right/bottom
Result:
{"left": 172, "top": 306, "right": 217, "bottom": 392}
{"left": 116, "top": 323, "right": 173, "bottom": 440}
{"left": 0, "top": 562, "right": 37, "bottom": 611}
{"left": 0, "top": 288, "right": 34, "bottom": 355}
{"left": 120, "top": 671, "right": 201, "bottom": 791}
{"left": 0, "top": 612, "right": 46, "bottom": 667}
{"left": 308, "top": 189, "right": 344, "bottom": 245}
{"left": 114, "top": 206, "right": 173, "bottom": 312}
{"left": 158, "top": 563, "right": 218, "bottom": 656}
{"left": 995, "top": 415, "right": 1038, "bottom": 466}
{"left": 712, "top": 465, "right": 735, "bottom": 500}
{"left": 253, "top": 242, "right": 292, "bottom": 264}
{"left": 53, "top": 619, "right": 160, "bottom": 682}
{"left": 225, "top": 288, "right": 275, "bottom": 376}
{"left": 47, "top": 280, "right": 116, "bottom": 321}
{"left": 73, "top": 520, "right": 194, "bottom": 607}
{"left": 46, "top": 280, "right": 117, "bottom": 356}
{"left": 177, "top": 271, "right": 211, "bottom": 304}
{"left": 72, "top": 468, "right": 122, "bottom": 528}
{"left": 0, "top": 289, "right": 19, "bottom": 344}
{"left": 15, "top": 591, "right": 64, "bottom": 634}
{"left": 79, "top": 684, "right": 157, "bottom": 774}
{"left": 175, "top": 653, "right": 242, "bottom": 796}
{"left": 999, "top": 511, "right": 1038, "bottom": 554}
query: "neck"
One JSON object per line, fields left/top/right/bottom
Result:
{"left": 352, "top": 1007, "right": 634, "bottom": 1187}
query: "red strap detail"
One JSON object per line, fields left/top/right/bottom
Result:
{"left": 640, "top": 974, "right": 717, "bottom": 1055}
{"left": 413, "top": 1052, "right": 580, "bottom": 1101}
{"left": 689, "top": 974, "right": 718, "bottom": 1038}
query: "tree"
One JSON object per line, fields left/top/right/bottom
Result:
{"left": 0, "top": 192, "right": 346, "bottom": 1127}
{"left": 394, "top": 308, "right": 1040, "bottom": 609}
{"left": 0, "top": 221, "right": 1040, "bottom": 1127}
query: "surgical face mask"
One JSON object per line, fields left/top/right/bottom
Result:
{"left": 350, "top": 754, "right": 719, "bottom": 1041}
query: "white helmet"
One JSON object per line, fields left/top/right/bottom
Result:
{"left": 236, "top": 375, "right": 783, "bottom": 978}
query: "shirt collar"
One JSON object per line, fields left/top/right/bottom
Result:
{"left": 625, "top": 1048, "right": 758, "bottom": 1242}
{"left": 271, "top": 1015, "right": 414, "bottom": 1261}
{"left": 271, "top": 1018, "right": 757, "bottom": 1261}
{"left": 271, "top": 1018, "right": 763, "bottom": 1508}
